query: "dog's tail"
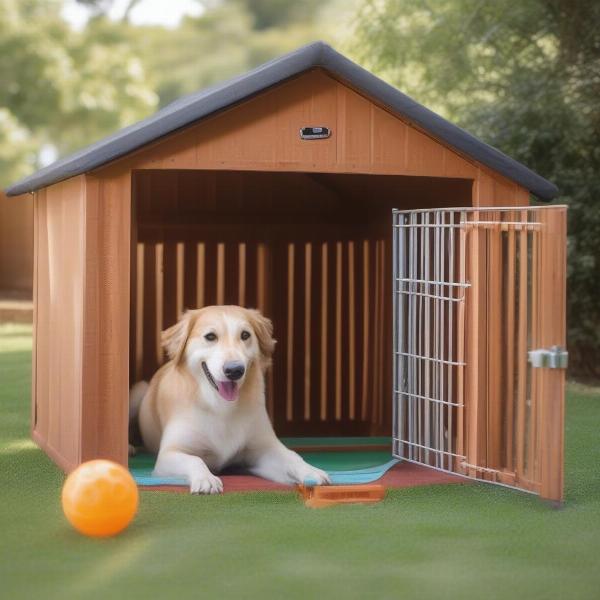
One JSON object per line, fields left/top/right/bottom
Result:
{"left": 129, "top": 380, "right": 149, "bottom": 422}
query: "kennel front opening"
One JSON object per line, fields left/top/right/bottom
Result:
{"left": 129, "top": 169, "right": 473, "bottom": 438}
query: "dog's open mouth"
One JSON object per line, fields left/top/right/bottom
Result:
{"left": 202, "top": 362, "right": 239, "bottom": 401}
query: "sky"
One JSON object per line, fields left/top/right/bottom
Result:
{"left": 62, "top": 0, "right": 204, "bottom": 30}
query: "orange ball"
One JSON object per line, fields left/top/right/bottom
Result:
{"left": 61, "top": 459, "right": 139, "bottom": 537}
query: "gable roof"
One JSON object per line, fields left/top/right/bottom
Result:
{"left": 5, "top": 41, "right": 558, "bottom": 200}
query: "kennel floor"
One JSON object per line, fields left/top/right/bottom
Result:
{"left": 129, "top": 437, "right": 464, "bottom": 493}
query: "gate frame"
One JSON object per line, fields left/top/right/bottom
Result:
{"left": 392, "top": 205, "right": 567, "bottom": 504}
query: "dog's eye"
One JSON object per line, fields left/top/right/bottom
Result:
{"left": 241, "top": 330, "right": 251, "bottom": 341}
{"left": 204, "top": 332, "right": 217, "bottom": 342}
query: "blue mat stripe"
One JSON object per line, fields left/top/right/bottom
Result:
{"left": 131, "top": 458, "right": 399, "bottom": 487}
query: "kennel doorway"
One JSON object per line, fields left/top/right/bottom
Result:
{"left": 130, "top": 169, "right": 474, "bottom": 440}
{"left": 392, "top": 206, "right": 567, "bottom": 503}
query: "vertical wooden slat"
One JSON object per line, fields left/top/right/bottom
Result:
{"left": 135, "top": 244, "right": 144, "bottom": 381}
{"left": 504, "top": 220, "right": 516, "bottom": 471}
{"left": 538, "top": 207, "right": 566, "bottom": 503}
{"left": 335, "top": 241, "right": 343, "bottom": 421}
{"left": 155, "top": 243, "right": 164, "bottom": 365}
{"left": 304, "top": 243, "right": 312, "bottom": 421}
{"left": 216, "top": 242, "right": 225, "bottom": 305}
{"left": 271, "top": 242, "right": 288, "bottom": 429}
{"left": 320, "top": 242, "right": 328, "bottom": 421}
{"left": 292, "top": 243, "right": 306, "bottom": 422}
{"left": 183, "top": 242, "right": 197, "bottom": 310}
{"left": 515, "top": 212, "right": 528, "bottom": 480}
{"left": 528, "top": 222, "right": 540, "bottom": 482}
{"left": 309, "top": 241, "right": 322, "bottom": 425}
{"left": 326, "top": 241, "right": 337, "bottom": 423}
{"left": 176, "top": 242, "right": 184, "bottom": 317}
{"left": 371, "top": 239, "right": 381, "bottom": 427}
{"left": 162, "top": 242, "right": 177, "bottom": 329}
{"left": 196, "top": 243, "right": 205, "bottom": 308}
{"left": 487, "top": 215, "right": 503, "bottom": 472}
{"left": 203, "top": 242, "right": 218, "bottom": 306}
{"left": 354, "top": 239, "right": 364, "bottom": 424}
{"left": 361, "top": 240, "right": 371, "bottom": 421}
{"left": 465, "top": 219, "right": 487, "bottom": 478}
{"left": 286, "top": 243, "right": 295, "bottom": 422}
{"left": 224, "top": 242, "right": 239, "bottom": 305}
{"left": 348, "top": 241, "right": 356, "bottom": 421}
{"left": 142, "top": 243, "right": 157, "bottom": 380}
{"left": 245, "top": 242, "right": 258, "bottom": 308}
{"left": 238, "top": 243, "right": 246, "bottom": 306}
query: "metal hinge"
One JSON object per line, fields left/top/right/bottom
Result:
{"left": 528, "top": 346, "right": 568, "bottom": 369}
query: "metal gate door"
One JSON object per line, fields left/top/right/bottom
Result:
{"left": 392, "top": 206, "right": 567, "bottom": 503}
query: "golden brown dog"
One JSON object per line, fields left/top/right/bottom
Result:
{"left": 130, "top": 305, "right": 330, "bottom": 494}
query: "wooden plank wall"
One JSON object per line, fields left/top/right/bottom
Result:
{"left": 96, "top": 69, "right": 528, "bottom": 209}
{"left": 31, "top": 177, "right": 86, "bottom": 472}
{"left": 80, "top": 170, "right": 131, "bottom": 465}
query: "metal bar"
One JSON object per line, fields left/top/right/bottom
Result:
{"left": 447, "top": 210, "right": 455, "bottom": 472}
{"left": 396, "top": 289, "right": 465, "bottom": 303}
{"left": 403, "top": 215, "right": 416, "bottom": 459}
{"left": 437, "top": 210, "right": 445, "bottom": 469}
{"left": 395, "top": 351, "right": 466, "bottom": 366}
{"left": 396, "top": 277, "right": 470, "bottom": 288}
{"left": 394, "top": 390, "right": 464, "bottom": 408}
{"left": 393, "top": 204, "right": 568, "bottom": 215}
{"left": 396, "top": 439, "right": 465, "bottom": 459}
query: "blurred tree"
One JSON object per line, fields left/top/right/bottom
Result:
{"left": 130, "top": 0, "right": 349, "bottom": 108}
{"left": 0, "top": 0, "right": 157, "bottom": 185}
{"left": 351, "top": 0, "right": 600, "bottom": 377}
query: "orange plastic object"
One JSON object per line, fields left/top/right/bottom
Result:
{"left": 298, "top": 484, "right": 386, "bottom": 508}
{"left": 61, "top": 459, "right": 139, "bottom": 537}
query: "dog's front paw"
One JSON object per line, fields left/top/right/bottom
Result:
{"left": 293, "top": 464, "right": 331, "bottom": 486}
{"left": 189, "top": 471, "right": 223, "bottom": 495}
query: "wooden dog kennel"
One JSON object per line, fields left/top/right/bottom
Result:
{"left": 6, "top": 42, "right": 565, "bottom": 502}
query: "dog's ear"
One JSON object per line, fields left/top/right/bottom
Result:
{"left": 161, "top": 310, "right": 198, "bottom": 366}
{"left": 246, "top": 309, "right": 276, "bottom": 369}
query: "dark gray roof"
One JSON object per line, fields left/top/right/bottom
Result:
{"left": 6, "top": 41, "right": 558, "bottom": 199}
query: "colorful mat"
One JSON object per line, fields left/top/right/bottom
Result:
{"left": 130, "top": 438, "right": 398, "bottom": 487}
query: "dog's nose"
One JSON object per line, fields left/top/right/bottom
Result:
{"left": 223, "top": 361, "right": 245, "bottom": 381}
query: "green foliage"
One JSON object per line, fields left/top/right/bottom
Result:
{"left": 0, "top": 0, "right": 157, "bottom": 186}
{"left": 351, "top": 0, "right": 600, "bottom": 378}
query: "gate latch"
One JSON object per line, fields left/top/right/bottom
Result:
{"left": 528, "top": 346, "right": 568, "bottom": 369}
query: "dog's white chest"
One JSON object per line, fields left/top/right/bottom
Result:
{"left": 176, "top": 406, "right": 253, "bottom": 471}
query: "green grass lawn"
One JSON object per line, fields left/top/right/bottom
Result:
{"left": 1, "top": 324, "right": 599, "bottom": 599}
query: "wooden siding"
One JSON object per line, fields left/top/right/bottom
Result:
{"left": 80, "top": 170, "right": 131, "bottom": 465}
{"left": 96, "top": 69, "right": 529, "bottom": 207}
{"left": 32, "top": 176, "right": 86, "bottom": 471}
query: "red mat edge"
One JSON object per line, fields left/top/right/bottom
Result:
{"left": 140, "top": 462, "right": 467, "bottom": 494}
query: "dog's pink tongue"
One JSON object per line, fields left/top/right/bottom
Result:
{"left": 217, "top": 380, "right": 238, "bottom": 401}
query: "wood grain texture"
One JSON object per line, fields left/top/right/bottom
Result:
{"left": 31, "top": 176, "right": 86, "bottom": 470}
{"left": 94, "top": 69, "right": 528, "bottom": 206}
{"left": 80, "top": 169, "right": 131, "bottom": 467}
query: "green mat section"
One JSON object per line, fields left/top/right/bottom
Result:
{"left": 281, "top": 436, "right": 390, "bottom": 448}
{"left": 130, "top": 449, "right": 392, "bottom": 473}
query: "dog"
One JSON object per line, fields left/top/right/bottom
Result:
{"left": 130, "top": 305, "right": 330, "bottom": 494}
